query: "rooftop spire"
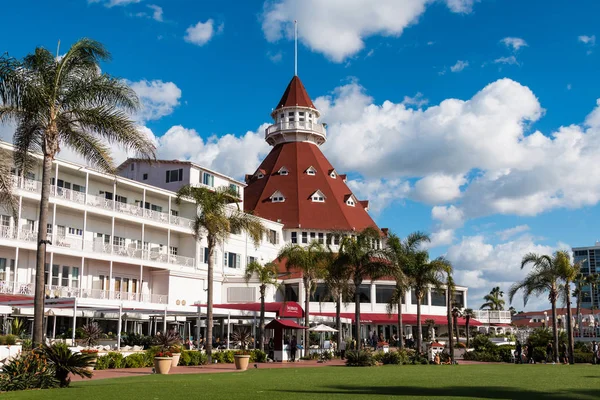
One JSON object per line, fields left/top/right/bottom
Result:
{"left": 294, "top": 20, "right": 298, "bottom": 76}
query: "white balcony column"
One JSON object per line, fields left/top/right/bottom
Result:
{"left": 168, "top": 197, "right": 172, "bottom": 224}
{"left": 110, "top": 217, "right": 115, "bottom": 254}
{"left": 163, "top": 306, "right": 167, "bottom": 332}
{"left": 370, "top": 283, "right": 376, "bottom": 311}
{"left": 167, "top": 229, "right": 171, "bottom": 262}
{"left": 17, "top": 195, "right": 22, "bottom": 237}
{"left": 142, "top": 188, "right": 146, "bottom": 217}
{"left": 51, "top": 203, "right": 57, "bottom": 244}
{"left": 84, "top": 171, "right": 89, "bottom": 204}
{"left": 139, "top": 264, "right": 143, "bottom": 301}
{"left": 80, "top": 257, "right": 85, "bottom": 290}
{"left": 112, "top": 181, "right": 116, "bottom": 211}
{"left": 54, "top": 163, "right": 59, "bottom": 194}
{"left": 13, "top": 247, "right": 19, "bottom": 294}
{"left": 427, "top": 289, "right": 432, "bottom": 314}
{"left": 109, "top": 261, "right": 113, "bottom": 299}
{"left": 82, "top": 211, "right": 87, "bottom": 251}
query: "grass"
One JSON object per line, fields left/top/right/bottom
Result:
{"left": 4, "top": 364, "right": 600, "bottom": 399}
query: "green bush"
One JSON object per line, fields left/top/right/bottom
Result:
{"left": 179, "top": 350, "right": 192, "bottom": 366}
{"left": 472, "top": 335, "right": 496, "bottom": 352}
{"left": 212, "top": 351, "right": 224, "bottom": 363}
{"left": 574, "top": 351, "right": 593, "bottom": 364}
{"left": 0, "top": 334, "right": 18, "bottom": 345}
{"left": 496, "top": 346, "right": 516, "bottom": 363}
{"left": 372, "top": 350, "right": 384, "bottom": 363}
{"left": 21, "top": 339, "right": 32, "bottom": 351}
{"left": 346, "top": 350, "right": 375, "bottom": 367}
{"left": 222, "top": 350, "right": 235, "bottom": 363}
{"left": 185, "top": 351, "right": 206, "bottom": 366}
{"left": 381, "top": 350, "right": 406, "bottom": 365}
{"left": 125, "top": 353, "right": 149, "bottom": 368}
{"left": 250, "top": 349, "right": 267, "bottom": 363}
{"left": 95, "top": 352, "right": 125, "bottom": 370}
{"left": 574, "top": 341, "right": 591, "bottom": 352}
{"left": 41, "top": 343, "right": 94, "bottom": 387}
{"left": 531, "top": 347, "right": 547, "bottom": 363}
{"left": 463, "top": 350, "right": 501, "bottom": 362}
{"left": 0, "top": 351, "right": 59, "bottom": 391}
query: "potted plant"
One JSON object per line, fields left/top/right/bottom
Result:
{"left": 81, "top": 322, "right": 102, "bottom": 348}
{"left": 231, "top": 327, "right": 252, "bottom": 371}
{"left": 153, "top": 350, "right": 173, "bottom": 374}
{"left": 80, "top": 348, "right": 99, "bottom": 371}
{"left": 169, "top": 345, "right": 182, "bottom": 367}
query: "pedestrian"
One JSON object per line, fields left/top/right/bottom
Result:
{"left": 592, "top": 341, "right": 598, "bottom": 365}
{"left": 546, "top": 342, "right": 553, "bottom": 364}
{"left": 515, "top": 341, "right": 522, "bottom": 364}
{"left": 560, "top": 342, "right": 569, "bottom": 365}
{"left": 340, "top": 339, "right": 346, "bottom": 360}
{"left": 527, "top": 342, "right": 535, "bottom": 364}
{"left": 290, "top": 335, "right": 297, "bottom": 362}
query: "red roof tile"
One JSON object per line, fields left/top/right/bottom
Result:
{"left": 275, "top": 76, "right": 316, "bottom": 110}
{"left": 244, "top": 141, "right": 378, "bottom": 231}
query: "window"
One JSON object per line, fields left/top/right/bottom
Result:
{"left": 334, "top": 234, "right": 340, "bottom": 246}
{"left": 26, "top": 219, "right": 35, "bottom": 232}
{"left": 151, "top": 204, "right": 163, "bottom": 213}
{"left": 318, "top": 232, "right": 324, "bottom": 244}
{"left": 68, "top": 227, "right": 83, "bottom": 236}
{"left": 298, "top": 111, "right": 305, "bottom": 121}
{"left": 453, "top": 291, "right": 465, "bottom": 308}
{"left": 170, "top": 209, "right": 179, "bottom": 217}
{"left": 344, "top": 284, "right": 371, "bottom": 303}
{"left": 310, "top": 283, "right": 334, "bottom": 302}
{"left": 291, "top": 232, "right": 297, "bottom": 244}
{"left": 166, "top": 168, "right": 183, "bottom": 183}
{"left": 56, "top": 225, "right": 66, "bottom": 238}
{"left": 431, "top": 290, "right": 446, "bottom": 307}
{"left": 225, "top": 252, "right": 242, "bottom": 269}
{"left": 99, "top": 191, "right": 113, "bottom": 200}
{"left": 143, "top": 173, "right": 148, "bottom": 180}
{"left": 410, "top": 290, "right": 429, "bottom": 305}
{"left": 62, "top": 266, "right": 70, "bottom": 287}
{"left": 278, "top": 166, "right": 289, "bottom": 176}
{"left": 285, "top": 284, "right": 299, "bottom": 302}
{"left": 330, "top": 170, "right": 336, "bottom": 178}
{"left": 268, "top": 229, "right": 279, "bottom": 245}
{"left": 247, "top": 256, "right": 257, "bottom": 265}
{"left": 132, "top": 278, "right": 138, "bottom": 293}
{"left": 279, "top": 113, "right": 284, "bottom": 121}
{"left": 113, "top": 236, "right": 125, "bottom": 247}
{"left": 305, "top": 166, "right": 316, "bottom": 176}
{"left": 271, "top": 191, "right": 285, "bottom": 202}
{"left": 169, "top": 246, "right": 178, "bottom": 256}
{"left": 288, "top": 112, "right": 295, "bottom": 122}
{"left": 302, "top": 232, "right": 308, "bottom": 244}
{"left": 71, "top": 267, "right": 78, "bottom": 288}
{"left": 202, "top": 172, "right": 214, "bottom": 187}
{"left": 375, "top": 286, "right": 397, "bottom": 304}
{"left": 347, "top": 197, "right": 355, "bottom": 206}
{"left": 52, "top": 264, "right": 59, "bottom": 286}
{"left": 1, "top": 215, "right": 10, "bottom": 228}
{"left": 310, "top": 232, "right": 316, "bottom": 242}
{"left": 203, "top": 247, "right": 210, "bottom": 264}
{"left": 115, "top": 195, "right": 127, "bottom": 204}
{"left": 0, "top": 258, "right": 9, "bottom": 281}
{"left": 229, "top": 184, "right": 239, "bottom": 196}
{"left": 130, "top": 163, "right": 135, "bottom": 171}
{"left": 311, "top": 191, "right": 325, "bottom": 202}
{"left": 47, "top": 223, "right": 53, "bottom": 235}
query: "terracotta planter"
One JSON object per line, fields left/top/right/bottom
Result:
{"left": 171, "top": 352, "right": 181, "bottom": 367}
{"left": 86, "top": 356, "right": 98, "bottom": 372}
{"left": 234, "top": 354, "right": 250, "bottom": 371}
{"left": 154, "top": 357, "right": 173, "bottom": 374}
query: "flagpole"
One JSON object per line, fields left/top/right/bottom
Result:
{"left": 294, "top": 20, "right": 298, "bottom": 76}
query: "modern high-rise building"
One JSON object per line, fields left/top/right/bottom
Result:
{"left": 573, "top": 241, "right": 600, "bottom": 308}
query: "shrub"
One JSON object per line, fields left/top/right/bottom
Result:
{"left": 125, "top": 353, "right": 150, "bottom": 368}
{"left": 41, "top": 343, "right": 95, "bottom": 387}
{"left": 183, "top": 350, "right": 206, "bottom": 366}
{"left": 346, "top": 350, "right": 375, "bottom": 367}
{"left": 381, "top": 350, "right": 405, "bottom": 365}
{"left": 180, "top": 351, "right": 192, "bottom": 366}
{"left": 95, "top": 352, "right": 125, "bottom": 370}
{"left": 574, "top": 341, "right": 591, "bottom": 352}
{"left": 372, "top": 350, "right": 384, "bottom": 363}
{"left": 212, "top": 351, "right": 224, "bottom": 363}
{"left": 574, "top": 351, "right": 593, "bottom": 364}
{"left": 496, "top": 346, "right": 516, "bottom": 363}
{"left": 0, "top": 350, "right": 59, "bottom": 391}
{"left": 531, "top": 347, "right": 547, "bottom": 363}
{"left": 81, "top": 322, "right": 102, "bottom": 347}
{"left": 250, "top": 349, "right": 267, "bottom": 363}
{"left": 472, "top": 335, "right": 495, "bottom": 352}
{"left": 222, "top": 350, "right": 235, "bottom": 363}
{"left": 463, "top": 351, "right": 501, "bottom": 362}
{"left": 21, "top": 339, "right": 32, "bottom": 352}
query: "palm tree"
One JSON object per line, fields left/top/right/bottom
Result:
{"left": 322, "top": 245, "right": 351, "bottom": 351}
{"left": 406, "top": 253, "right": 453, "bottom": 352}
{"left": 0, "top": 39, "right": 156, "bottom": 345}
{"left": 451, "top": 306, "right": 462, "bottom": 346}
{"left": 573, "top": 273, "right": 586, "bottom": 339}
{"left": 463, "top": 308, "right": 475, "bottom": 348}
{"left": 508, "top": 306, "right": 518, "bottom": 316}
{"left": 385, "top": 232, "right": 430, "bottom": 350}
{"left": 176, "top": 185, "right": 264, "bottom": 362}
{"left": 555, "top": 251, "right": 582, "bottom": 364}
{"left": 244, "top": 261, "right": 280, "bottom": 352}
{"left": 336, "top": 227, "right": 391, "bottom": 347}
{"left": 446, "top": 274, "right": 455, "bottom": 363}
{"left": 0, "top": 149, "right": 18, "bottom": 221}
{"left": 278, "top": 241, "right": 328, "bottom": 355}
{"left": 480, "top": 287, "right": 506, "bottom": 310}
{"left": 587, "top": 273, "right": 600, "bottom": 311}
{"left": 509, "top": 252, "right": 563, "bottom": 363}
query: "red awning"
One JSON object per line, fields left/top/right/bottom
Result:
{"left": 194, "top": 301, "right": 304, "bottom": 318}
{"left": 265, "top": 319, "right": 307, "bottom": 330}
{"left": 311, "top": 312, "right": 482, "bottom": 326}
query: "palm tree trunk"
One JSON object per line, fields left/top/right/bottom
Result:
{"left": 551, "top": 290, "right": 559, "bottom": 363}
{"left": 33, "top": 153, "right": 53, "bottom": 346}
{"left": 335, "top": 294, "right": 342, "bottom": 352}
{"left": 466, "top": 318, "right": 470, "bottom": 348}
{"left": 397, "top": 297, "right": 404, "bottom": 350}
{"left": 416, "top": 290, "right": 422, "bottom": 353}
{"left": 454, "top": 315, "right": 459, "bottom": 347}
{"left": 355, "top": 284, "right": 361, "bottom": 348}
{"left": 206, "top": 236, "right": 215, "bottom": 363}
{"left": 259, "top": 285, "right": 265, "bottom": 352}
{"left": 565, "top": 283, "right": 574, "bottom": 364}
{"left": 576, "top": 289, "right": 581, "bottom": 340}
{"left": 447, "top": 289, "right": 454, "bottom": 363}
{"left": 304, "top": 278, "right": 310, "bottom": 357}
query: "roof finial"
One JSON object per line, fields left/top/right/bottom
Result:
{"left": 294, "top": 20, "right": 298, "bottom": 76}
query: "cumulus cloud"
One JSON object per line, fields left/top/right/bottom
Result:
{"left": 128, "top": 80, "right": 182, "bottom": 122}
{"left": 348, "top": 179, "right": 410, "bottom": 214}
{"left": 432, "top": 205, "right": 465, "bottom": 230}
{"left": 413, "top": 174, "right": 466, "bottom": 204}
{"left": 450, "top": 60, "right": 469, "bottom": 72}
{"left": 494, "top": 55, "right": 519, "bottom": 65}
{"left": 578, "top": 35, "right": 596, "bottom": 46}
{"left": 402, "top": 92, "right": 428, "bottom": 108}
{"left": 88, "top": 0, "right": 140, "bottom": 7}
{"left": 184, "top": 19, "right": 223, "bottom": 46}
{"left": 261, "top": 0, "right": 477, "bottom": 62}
{"left": 147, "top": 4, "right": 163, "bottom": 21}
{"left": 496, "top": 225, "right": 530, "bottom": 241}
{"left": 500, "top": 37, "right": 528, "bottom": 51}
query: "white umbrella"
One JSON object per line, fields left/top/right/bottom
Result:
{"left": 309, "top": 324, "right": 338, "bottom": 361}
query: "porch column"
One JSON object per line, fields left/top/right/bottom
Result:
{"left": 163, "top": 306, "right": 167, "bottom": 333}
{"left": 196, "top": 306, "right": 201, "bottom": 344}
{"left": 52, "top": 315, "right": 57, "bottom": 339}
{"left": 71, "top": 298, "right": 78, "bottom": 344}
{"left": 226, "top": 312, "right": 231, "bottom": 350}
{"left": 117, "top": 302, "right": 122, "bottom": 351}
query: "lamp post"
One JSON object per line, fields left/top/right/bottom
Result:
{"left": 39, "top": 239, "right": 51, "bottom": 341}
{"left": 543, "top": 311, "right": 548, "bottom": 329}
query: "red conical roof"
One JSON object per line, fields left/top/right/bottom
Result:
{"left": 275, "top": 76, "right": 316, "bottom": 110}
{"left": 244, "top": 142, "right": 378, "bottom": 231}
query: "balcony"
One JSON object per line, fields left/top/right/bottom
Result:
{"left": 44, "top": 285, "right": 168, "bottom": 304}
{"left": 12, "top": 175, "right": 195, "bottom": 230}
{"left": 265, "top": 120, "right": 326, "bottom": 138}
{"left": 473, "top": 310, "right": 512, "bottom": 324}
{"left": 0, "top": 226, "right": 37, "bottom": 243}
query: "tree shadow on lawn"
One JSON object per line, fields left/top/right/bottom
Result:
{"left": 273, "top": 385, "right": 599, "bottom": 399}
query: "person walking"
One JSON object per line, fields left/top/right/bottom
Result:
{"left": 290, "top": 335, "right": 297, "bottom": 362}
{"left": 592, "top": 341, "right": 598, "bottom": 365}
{"left": 515, "top": 341, "right": 522, "bottom": 364}
{"left": 340, "top": 339, "right": 346, "bottom": 360}
{"left": 546, "top": 342, "right": 554, "bottom": 364}
{"left": 526, "top": 342, "right": 535, "bottom": 364}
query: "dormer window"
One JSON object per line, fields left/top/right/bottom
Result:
{"left": 255, "top": 169, "right": 266, "bottom": 179}
{"left": 278, "top": 166, "right": 289, "bottom": 176}
{"left": 345, "top": 194, "right": 357, "bottom": 207}
{"left": 311, "top": 190, "right": 326, "bottom": 202}
{"left": 288, "top": 112, "right": 295, "bottom": 122}
{"left": 305, "top": 166, "right": 317, "bottom": 176}
{"left": 270, "top": 190, "right": 285, "bottom": 203}
{"left": 299, "top": 111, "right": 305, "bottom": 121}
{"left": 329, "top": 169, "right": 337, "bottom": 179}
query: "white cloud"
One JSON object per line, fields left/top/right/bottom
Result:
{"left": 402, "top": 92, "right": 428, "bottom": 108}
{"left": 88, "top": 0, "right": 140, "bottom": 7}
{"left": 500, "top": 37, "right": 528, "bottom": 51}
{"left": 267, "top": 51, "right": 283, "bottom": 63}
{"left": 450, "top": 60, "right": 468, "bottom": 72}
{"left": 446, "top": 235, "right": 562, "bottom": 310}
{"left": 494, "top": 55, "right": 519, "bottom": 65}
{"left": 427, "top": 228, "right": 455, "bottom": 248}
{"left": 432, "top": 205, "right": 464, "bottom": 230}
{"left": 261, "top": 0, "right": 477, "bottom": 62}
{"left": 147, "top": 4, "right": 163, "bottom": 21}
{"left": 413, "top": 174, "right": 466, "bottom": 204}
{"left": 184, "top": 19, "right": 222, "bottom": 46}
{"left": 578, "top": 35, "right": 596, "bottom": 46}
{"left": 128, "top": 80, "right": 182, "bottom": 122}
{"left": 496, "top": 225, "right": 530, "bottom": 241}
{"left": 347, "top": 179, "right": 410, "bottom": 214}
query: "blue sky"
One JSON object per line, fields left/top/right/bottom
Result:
{"left": 3, "top": 0, "right": 600, "bottom": 310}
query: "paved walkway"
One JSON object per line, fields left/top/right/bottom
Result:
{"left": 73, "top": 359, "right": 347, "bottom": 381}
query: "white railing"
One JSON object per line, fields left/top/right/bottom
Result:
{"left": 51, "top": 187, "right": 86, "bottom": 204}
{"left": 18, "top": 229, "right": 37, "bottom": 242}
{"left": 12, "top": 175, "right": 42, "bottom": 194}
{"left": 265, "top": 120, "right": 326, "bottom": 138}
{"left": 17, "top": 283, "right": 34, "bottom": 295}
{"left": 86, "top": 193, "right": 115, "bottom": 211}
{"left": 0, "top": 226, "right": 15, "bottom": 240}
{"left": 0, "top": 281, "right": 15, "bottom": 294}
{"left": 167, "top": 254, "right": 196, "bottom": 267}
{"left": 52, "top": 235, "right": 83, "bottom": 250}
{"left": 474, "top": 310, "right": 512, "bottom": 323}
{"left": 44, "top": 285, "right": 168, "bottom": 304}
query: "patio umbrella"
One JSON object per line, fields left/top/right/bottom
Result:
{"left": 309, "top": 325, "right": 338, "bottom": 360}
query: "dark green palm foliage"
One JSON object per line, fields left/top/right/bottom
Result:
{"left": 573, "top": 272, "right": 586, "bottom": 339}
{"left": 41, "top": 342, "right": 94, "bottom": 387}
{"left": 451, "top": 306, "right": 462, "bottom": 346}
{"left": 509, "top": 252, "right": 563, "bottom": 363}
{"left": 586, "top": 273, "right": 600, "bottom": 310}
{"left": 0, "top": 148, "right": 18, "bottom": 221}
{"left": 463, "top": 308, "right": 475, "bottom": 348}
{"left": 278, "top": 241, "right": 328, "bottom": 354}
{"left": 555, "top": 250, "right": 582, "bottom": 363}
{"left": 322, "top": 245, "right": 353, "bottom": 351}
{"left": 406, "top": 252, "right": 453, "bottom": 352}
{"left": 480, "top": 286, "right": 506, "bottom": 310}
{"left": 244, "top": 260, "right": 280, "bottom": 351}
{"left": 336, "top": 227, "right": 392, "bottom": 346}
{"left": 385, "top": 232, "right": 430, "bottom": 350}
{"left": 176, "top": 184, "right": 264, "bottom": 363}
{"left": 0, "top": 39, "right": 156, "bottom": 345}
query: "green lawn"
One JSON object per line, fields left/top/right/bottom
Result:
{"left": 4, "top": 364, "right": 600, "bottom": 399}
